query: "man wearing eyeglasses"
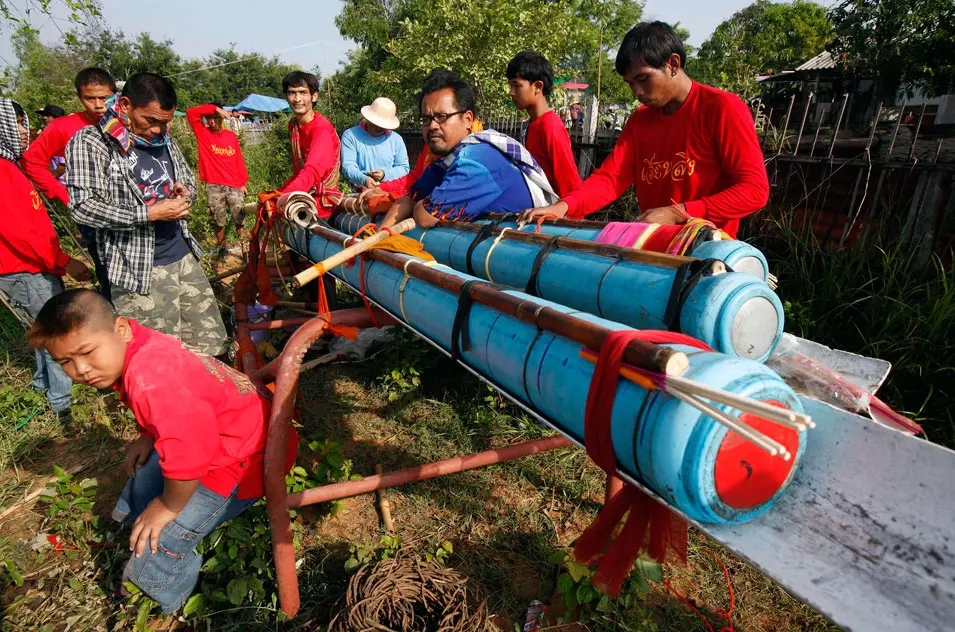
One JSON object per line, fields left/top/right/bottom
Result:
{"left": 379, "top": 69, "right": 555, "bottom": 230}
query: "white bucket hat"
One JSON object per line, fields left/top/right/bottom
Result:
{"left": 360, "top": 97, "right": 401, "bottom": 130}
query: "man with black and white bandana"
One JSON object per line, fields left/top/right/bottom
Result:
{"left": 65, "top": 72, "right": 228, "bottom": 357}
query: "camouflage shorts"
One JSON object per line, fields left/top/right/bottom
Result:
{"left": 111, "top": 254, "right": 229, "bottom": 357}
{"left": 206, "top": 183, "right": 246, "bottom": 229}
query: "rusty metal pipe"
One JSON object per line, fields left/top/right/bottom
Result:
{"left": 249, "top": 308, "right": 394, "bottom": 384}
{"left": 264, "top": 315, "right": 331, "bottom": 618}
{"left": 262, "top": 307, "right": 398, "bottom": 617}
{"left": 287, "top": 435, "right": 574, "bottom": 508}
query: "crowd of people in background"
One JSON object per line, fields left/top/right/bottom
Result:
{"left": 0, "top": 20, "right": 769, "bottom": 617}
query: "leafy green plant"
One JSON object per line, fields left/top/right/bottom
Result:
{"left": 550, "top": 550, "right": 661, "bottom": 631}
{"left": 344, "top": 534, "right": 403, "bottom": 572}
{"left": 376, "top": 330, "right": 435, "bottom": 401}
{"left": 182, "top": 437, "right": 355, "bottom": 622}
{"left": 38, "top": 464, "right": 98, "bottom": 544}
{"left": 423, "top": 540, "right": 453, "bottom": 566}
{"left": 0, "top": 383, "right": 46, "bottom": 430}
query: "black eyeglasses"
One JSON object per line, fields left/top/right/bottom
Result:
{"left": 420, "top": 110, "right": 467, "bottom": 126}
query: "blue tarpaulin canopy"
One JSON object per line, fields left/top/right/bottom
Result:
{"left": 232, "top": 93, "right": 290, "bottom": 113}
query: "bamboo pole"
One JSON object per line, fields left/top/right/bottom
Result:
{"left": 434, "top": 219, "right": 706, "bottom": 271}
{"left": 308, "top": 224, "right": 688, "bottom": 376}
{"left": 293, "top": 218, "right": 416, "bottom": 287}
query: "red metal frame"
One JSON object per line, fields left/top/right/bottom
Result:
{"left": 233, "top": 306, "right": 579, "bottom": 618}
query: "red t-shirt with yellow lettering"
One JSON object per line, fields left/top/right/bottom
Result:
{"left": 186, "top": 104, "right": 248, "bottom": 189}
{"left": 562, "top": 82, "right": 769, "bottom": 238}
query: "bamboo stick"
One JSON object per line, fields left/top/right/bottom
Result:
{"left": 666, "top": 387, "right": 791, "bottom": 460}
{"left": 438, "top": 219, "right": 697, "bottom": 271}
{"left": 293, "top": 218, "right": 416, "bottom": 287}
{"left": 375, "top": 464, "right": 395, "bottom": 533}
{"left": 579, "top": 348, "right": 811, "bottom": 431}
{"left": 666, "top": 373, "right": 814, "bottom": 429}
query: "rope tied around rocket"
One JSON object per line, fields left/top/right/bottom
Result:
{"left": 576, "top": 329, "right": 815, "bottom": 597}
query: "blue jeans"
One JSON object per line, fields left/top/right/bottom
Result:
{"left": 112, "top": 450, "right": 257, "bottom": 613}
{"left": 77, "top": 224, "right": 111, "bottom": 302}
{"left": 0, "top": 272, "right": 72, "bottom": 413}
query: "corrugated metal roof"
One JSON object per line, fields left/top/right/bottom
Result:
{"left": 796, "top": 50, "right": 837, "bottom": 72}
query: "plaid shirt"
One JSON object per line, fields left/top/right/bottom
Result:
{"left": 65, "top": 126, "right": 201, "bottom": 295}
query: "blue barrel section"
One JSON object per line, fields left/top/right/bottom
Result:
{"left": 333, "top": 214, "right": 783, "bottom": 362}
{"left": 280, "top": 221, "right": 805, "bottom": 524}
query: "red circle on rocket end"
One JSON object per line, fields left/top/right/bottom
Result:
{"left": 714, "top": 401, "right": 800, "bottom": 510}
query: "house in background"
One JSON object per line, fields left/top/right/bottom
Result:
{"left": 758, "top": 50, "right": 954, "bottom": 132}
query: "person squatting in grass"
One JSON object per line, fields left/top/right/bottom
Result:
{"left": 522, "top": 21, "right": 769, "bottom": 238}
{"left": 65, "top": 72, "right": 229, "bottom": 357}
{"left": 27, "top": 289, "right": 297, "bottom": 614}
{"left": 186, "top": 103, "right": 250, "bottom": 250}
{"left": 0, "top": 98, "right": 92, "bottom": 433}
{"left": 21, "top": 67, "right": 118, "bottom": 300}
{"left": 507, "top": 50, "right": 582, "bottom": 198}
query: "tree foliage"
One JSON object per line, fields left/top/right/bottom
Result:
{"left": 329, "top": 0, "right": 647, "bottom": 124}
{"left": 691, "top": 0, "right": 833, "bottom": 100}
{"left": 2, "top": 23, "right": 300, "bottom": 119}
{"left": 827, "top": 0, "right": 955, "bottom": 99}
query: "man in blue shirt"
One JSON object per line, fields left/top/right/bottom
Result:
{"left": 379, "top": 70, "right": 556, "bottom": 229}
{"left": 340, "top": 97, "right": 409, "bottom": 189}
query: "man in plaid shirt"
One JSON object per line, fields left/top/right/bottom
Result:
{"left": 65, "top": 73, "right": 228, "bottom": 357}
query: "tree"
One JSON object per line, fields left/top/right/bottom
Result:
{"left": 4, "top": 27, "right": 85, "bottom": 114}
{"left": 569, "top": 0, "right": 645, "bottom": 105}
{"left": 381, "top": 0, "right": 592, "bottom": 117}
{"left": 691, "top": 0, "right": 833, "bottom": 100}
{"left": 828, "top": 0, "right": 955, "bottom": 99}
{"left": 0, "top": 0, "right": 99, "bottom": 37}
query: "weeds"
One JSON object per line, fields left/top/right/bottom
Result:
{"left": 39, "top": 464, "right": 98, "bottom": 544}
{"left": 551, "top": 550, "right": 661, "bottom": 631}
{"left": 748, "top": 213, "right": 955, "bottom": 446}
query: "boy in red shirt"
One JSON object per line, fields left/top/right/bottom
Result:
{"left": 1, "top": 98, "right": 91, "bottom": 430}
{"left": 522, "top": 22, "right": 769, "bottom": 238}
{"left": 507, "top": 51, "right": 582, "bottom": 197}
{"left": 279, "top": 71, "right": 342, "bottom": 216}
{"left": 186, "top": 104, "right": 249, "bottom": 249}
{"left": 21, "top": 67, "right": 117, "bottom": 298}
{"left": 27, "top": 288, "right": 294, "bottom": 614}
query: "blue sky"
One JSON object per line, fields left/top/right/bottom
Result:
{"left": 0, "top": 0, "right": 819, "bottom": 78}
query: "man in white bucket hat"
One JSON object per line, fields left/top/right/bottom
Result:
{"left": 340, "top": 96, "right": 410, "bottom": 189}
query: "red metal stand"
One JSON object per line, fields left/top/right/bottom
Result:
{"left": 233, "top": 306, "right": 575, "bottom": 618}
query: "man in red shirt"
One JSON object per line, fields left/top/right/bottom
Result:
{"left": 27, "top": 288, "right": 295, "bottom": 614}
{"left": 279, "top": 71, "right": 342, "bottom": 216}
{"left": 507, "top": 51, "right": 582, "bottom": 197}
{"left": 21, "top": 67, "right": 117, "bottom": 297}
{"left": 0, "top": 98, "right": 91, "bottom": 430}
{"left": 522, "top": 22, "right": 769, "bottom": 238}
{"left": 186, "top": 103, "right": 249, "bottom": 249}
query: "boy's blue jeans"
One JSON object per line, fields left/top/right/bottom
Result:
{"left": 0, "top": 272, "right": 72, "bottom": 413}
{"left": 112, "top": 451, "right": 256, "bottom": 614}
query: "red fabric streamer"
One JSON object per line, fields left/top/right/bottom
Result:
{"left": 234, "top": 190, "right": 283, "bottom": 307}
{"left": 574, "top": 329, "right": 717, "bottom": 597}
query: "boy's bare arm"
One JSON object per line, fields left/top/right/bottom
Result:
{"left": 161, "top": 478, "right": 200, "bottom": 513}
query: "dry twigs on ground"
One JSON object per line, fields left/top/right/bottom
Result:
{"left": 328, "top": 549, "right": 490, "bottom": 632}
